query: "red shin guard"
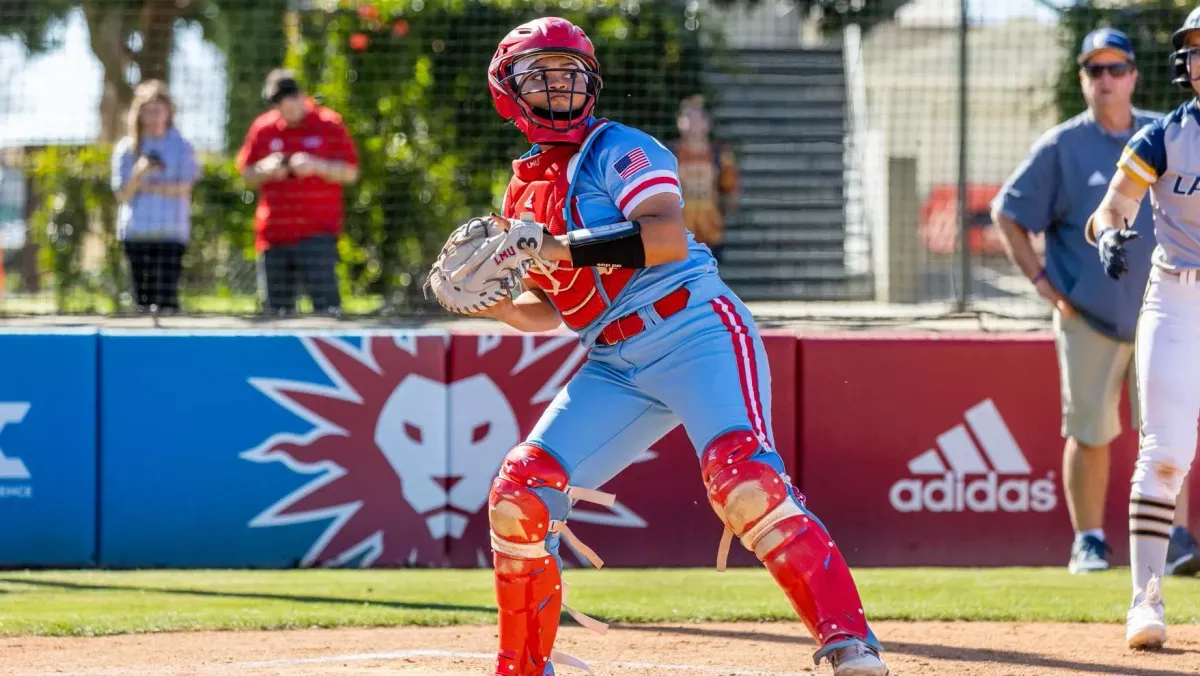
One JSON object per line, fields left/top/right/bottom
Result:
{"left": 488, "top": 444, "right": 610, "bottom": 675}
{"left": 701, "top": 430, "right": 870, "bottom": 646}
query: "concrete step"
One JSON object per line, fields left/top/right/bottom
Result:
{"left": 722, "top": 248, "right": 847, "bottom": 265}
{"left": 705, "top": 83, "right": 848, "bottom": 106}
{"left": 738, "top": 153, "right": 846, "bottom": 174}
{"left": 736, "top": 196, "right": 845, "bottom": 211}
{"left": 716, "top": 102, "right": 847, "bottom": 122}
{"left": 734, "top": 140, "right": 845, "bottom": 155}
{"left": 738, "top": 208, "right": 844, "bottom": 228}
{"left": 718, "top": 119, "right": 845, "bottom": 140}
{"left": 720, "top": 262, "right": 850, "bottom": 283}
{"left": 723, "top": 278, "right": 872, "bottom": 302}
{"left": 707, "top": 71, "right": 846, "bottom": 90}
{"left": 723, "top": 227, "right": 846, "bottom": 247}
{"left": 728, "top": 48, "right": 845, "bottom": 74}
{"left": 737, "top": 183, "right": 845, "bottom": 202}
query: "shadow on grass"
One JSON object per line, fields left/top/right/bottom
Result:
{"left": 0, "top": 577, "right": 496, "bottom": 615}
{"left": 614, "top": 624, "right": 1197, "bottom": 676}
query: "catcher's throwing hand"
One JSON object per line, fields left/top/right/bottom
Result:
{"left": 1098, "top": 228, "right": 1139, "bottom": 280}
{"left": 425, "top": 215, "right": 547, "bottom": 316}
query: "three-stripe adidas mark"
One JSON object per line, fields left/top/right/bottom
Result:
{"left": 889, "top": 399, "right": 1058, "bottom": 513}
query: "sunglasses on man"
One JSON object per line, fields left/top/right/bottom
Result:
{"left": 1084, "top": 62, "right": 1134, "bottom": 79}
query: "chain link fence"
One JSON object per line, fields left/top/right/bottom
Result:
{"left": 0, "top": 0, "right": 1188, "bottom": 320}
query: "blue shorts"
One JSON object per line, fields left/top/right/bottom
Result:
{"left": 526, "top": 278, "right": 787, "bottom": 491}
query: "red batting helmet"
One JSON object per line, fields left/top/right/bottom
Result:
{"left": 488, "top": 17, "right": 603, "bottom": 145}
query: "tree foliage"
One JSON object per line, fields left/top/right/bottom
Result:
{"left": 285, "top": 0, "right": 714, "bottom": 308}
{"left": 20, "top": 0, "right": 719, "bottom": 314}
{"left": 220, "top": 0, "right": 290, "bottom": 153}
{"left": 0, "top": 0, "right": 226, "bottom": 141}
{"left": 24, "top": 145, "right": 119, "bottom": 311}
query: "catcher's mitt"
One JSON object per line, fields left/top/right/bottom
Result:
{"left": 425, "top": 215, "right": 545, "bottom": 315}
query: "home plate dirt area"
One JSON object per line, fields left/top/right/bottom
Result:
{"left": 4, "top": 621, "right": 1199, "bottom": 676}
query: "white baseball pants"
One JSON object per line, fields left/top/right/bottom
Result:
{"left": 1132, "top": 266, "right": 1200, "bottom": 502}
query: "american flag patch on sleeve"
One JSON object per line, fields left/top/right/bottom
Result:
{"left": 612, "top": 147, "right": 651, "bottom": 180}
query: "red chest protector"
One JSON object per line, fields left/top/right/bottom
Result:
{"left": 503, "top": 135, "right": 635, "bottom": 330}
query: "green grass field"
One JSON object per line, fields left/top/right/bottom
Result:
{"left": 1, "top": 567, "right": 1197, "bottom": 637}
{"left": 0, "top": 291, "right": 388, "bottom": 316}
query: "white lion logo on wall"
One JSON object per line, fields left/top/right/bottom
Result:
{"left": 241, "top": 333, "right": 645, "bottom": 567}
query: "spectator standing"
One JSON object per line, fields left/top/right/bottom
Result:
{"left": 672, "top": 95, "right": 739, "bottom": 264}
{"left": 112, "top": 80, "right": 198, "bottom": 313}
{"left": 991, "top": 28, "right": 1200, "bottom": 576}
{"left": 236, "top": 69, "right": 359, "bottom": 315}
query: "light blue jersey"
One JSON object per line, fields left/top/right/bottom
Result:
{"left": 512, "top": 119, "right": 725, "bottom": 348}
{"left": 1119, "top": 99, "right": 1200, "bottom": 271}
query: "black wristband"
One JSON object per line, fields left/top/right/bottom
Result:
{"left": 567, "top": 221, "right": 646, "bottom": 268}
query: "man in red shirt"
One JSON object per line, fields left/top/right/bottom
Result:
{"left": 236, "top": 69, "right": 359, "bottom": 315}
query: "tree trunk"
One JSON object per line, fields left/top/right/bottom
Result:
{"left": 84, "top": 3, "right": 134, "bottom": 143}
{"left": 83, "top": 1, "right": 184, "bottom": 143}
{"left": 136, "top": 0, "right": 181, "bottom": 83}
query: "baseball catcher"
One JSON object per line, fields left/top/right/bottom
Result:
{"left": 429, "top": 16, "right": 889, "bottom": 676}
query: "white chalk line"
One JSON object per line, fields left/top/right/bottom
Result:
{"left": 230, "top": 648, "right": 813, "bottom": 674}
{"left": 18, "top": 648, "right": 814, "bottom": 675}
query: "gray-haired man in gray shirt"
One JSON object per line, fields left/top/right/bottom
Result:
{"left": 992, "top": 28, "right": 1199, "bottom": 576}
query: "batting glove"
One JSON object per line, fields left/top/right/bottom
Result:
{"left": 1098, "top": 228, "right": 1139, "bottom": 280}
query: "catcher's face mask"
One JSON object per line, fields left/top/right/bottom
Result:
{"left": 503, "top": 52, "right": 599, "bottom": 135}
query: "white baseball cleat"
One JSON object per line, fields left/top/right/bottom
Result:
{"left": 829, "top": 640, "right": 890, "bottom": 676}
{"left": 1126, "top": 576, "right": 1167, "bottom": 650}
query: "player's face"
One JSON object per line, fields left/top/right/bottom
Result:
{"left": 1186, "top": 32, "right": 1200, "bottom": 96}
{"left": 517, "top": 54, "right": 590, "bottom": 113}
{"left": 1079, "top": 49, "right": 1137, "bottom": 111}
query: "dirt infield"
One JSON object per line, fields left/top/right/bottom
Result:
{"left": 4, "top": 621, "right": 1198, "bottom": 676}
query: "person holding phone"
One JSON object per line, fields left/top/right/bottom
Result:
{"left": 111, "top": 80, "right": 199, "bottom": 313}
{"left": 236, "top": 69, "right": 359, "bottom": 316}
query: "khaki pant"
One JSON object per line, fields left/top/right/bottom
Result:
{"left": 1053, "top": 310, "right": 1137, "bottom": 447}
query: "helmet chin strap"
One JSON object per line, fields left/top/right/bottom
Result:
{"left": 515, "top": 93, "right": 594, "bottom": 144}
{"left": 528, "top": 102, "right": 590, "bottom": 124}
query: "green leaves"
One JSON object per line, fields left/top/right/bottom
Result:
{"left": 286, "top": 0, "right": 713, "bottom": 309}
{"left": 12, "top": 0, "right": 717, "bottom": 314}
{"left": 25, "top": 145, "right": 117, "bottom": 311}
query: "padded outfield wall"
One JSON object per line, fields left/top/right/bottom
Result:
{"left": 0, "top": 328, "right": 1169, "bottom": 568}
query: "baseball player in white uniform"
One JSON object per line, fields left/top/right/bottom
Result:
{"left": 1087, "top": 5, "right": 1200, "bottom": 650}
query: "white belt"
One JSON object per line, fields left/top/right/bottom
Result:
{"left": 1157, "top": 267, "right": 1199, "bottom": 285}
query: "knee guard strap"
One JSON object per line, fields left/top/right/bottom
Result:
{"left": 489, "top": 444, "right": 612, "bottom": 675}
{"left": 701, "top": 430, "right": 877, "bottom": 658}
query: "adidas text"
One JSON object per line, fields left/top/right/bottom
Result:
{"left": 889, "top": 471, "right": 1057, "bottom": 513}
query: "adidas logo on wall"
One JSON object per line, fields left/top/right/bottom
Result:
{"left": 889, "top": 399, "right": 1057, "bottom": 513}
